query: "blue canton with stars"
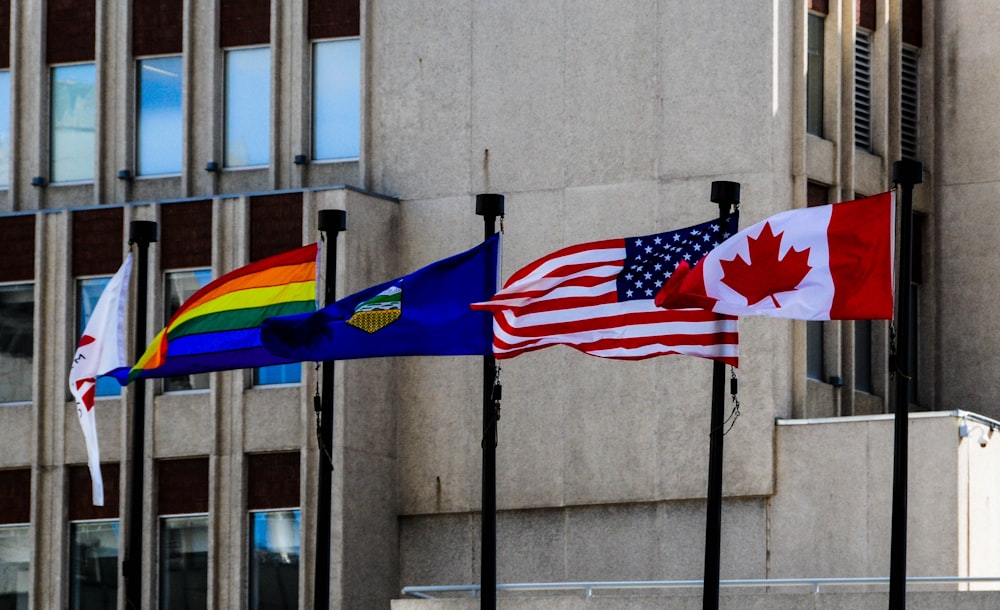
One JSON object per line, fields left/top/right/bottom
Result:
{"left": 616, "top": 213, "right": 739, "bottom": 301}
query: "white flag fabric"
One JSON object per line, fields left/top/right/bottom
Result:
{"left": 69, "top": 253, "right": 133, "bottom": 506}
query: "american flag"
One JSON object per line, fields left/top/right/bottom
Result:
{"left": 471, "top": 215, "right": 739, "bottom": 365}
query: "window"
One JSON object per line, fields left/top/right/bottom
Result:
{"left": 160, "top": 202, "right": 213, "bottom": 391}
{"left": 312, "top": 39, "right": 360, "bottom": 161}
{"left": 806, "top": 322, "right": 824, "bottom": 381}
{"left": 0, "top": 525, "right": 29, "bottom": 609}
{"left": 0, "top": 216, "right": 34, "bottom": 401}
{"left": 0, "top": 283, "right": 33, "bottom": 404}
{"left": 0, "top": 70, "right": 10, "bottom": 187}
{"left": 67, "top": 464, "right": 119, "bottom": 610}
{"left": 70, "top": 207, "right": 125, "bottom": 392}
{"left": 69, "top": 521, "right": 119, "bottom": 610}
{"left": 77, "top": 277, "right": 123, "bottom": 398}
{"left": 854, "top": 29, "right": 873, "bottom": 152}
{"left": 907, "top": 213, "right": 925, "bottom": 406}
{"left": 247, "top": 452, "right": 300, "bottom": 610}
{"left": 224, "top": 47, "right": 270, "bottom": 168}
{"left": 0, "top": 468, "right": 31, "bottom": 610}
{"left": 46, "top": 0, "right": 96, "bottom": 179}
{"left": 902, "top": 0, "right": 922, "bottom": 48}
{"left": 852, "top": 190, "right": 874, "bottom": 394}
{"left": 805, "top": 182, "right": 827, "bottom": 381}
{"left": 250, "top": 194, "right": 305, "bottom": 387}
{"left": 163, "top": 269, "right": 212, "bottom": 392}
{"left": 249, "top": 510, "right": 300, "bottom": 610}
{"left": 901, "top": 46, "right": 919, "bottom": 160}
{"left": 158, "top": 457, "right": 209, "bottom": 609}
{"left": 137, "top": 56, "right": 183, "bottom": 176}
{"left": 854, "top": 320, "right": 872, "bottom": 392}
{"left": 51, "top": 63, "right": 96, "bottom": 183}
{"left": 806, "top": 13, "right": 824, "bottom": 137}
{"left": 159, "top": 516, "right": 208, "bottom": 609}
{"left": 254, "top": 364, "right": 300, "bottom": 386}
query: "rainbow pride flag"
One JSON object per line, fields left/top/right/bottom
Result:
{"left": 111, "top": 243, "right": 319, "bottom": 384}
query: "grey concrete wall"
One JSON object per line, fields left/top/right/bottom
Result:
{"left": 963, "top": 418, "right": 1000, "bottom": 584}
{"left": 399, "top": 499, "right": 767, "bottom": 590}
{"left": 390, "top": 590, "right": 1000, "bottom": 610}
{"left": 336, "top": 188, "right": 403, "bottom": 609}
{"left": 769, "top": 414, "right": 1000, "bottom": 581}
{"left": 376, "top": 0, "right": 798, "bottom": 523}
{"left": 367, "top": 0, "right": 793, "bottom": 199}
{"left": 933, "top": 0, "right": 1000, "bottom": 418}
{"left": 398, "top": 412, "right": 1000, "bottom": 594}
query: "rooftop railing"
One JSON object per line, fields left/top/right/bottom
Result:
{"left": 402, "top": 576, "right": 1000, "bottom": 599}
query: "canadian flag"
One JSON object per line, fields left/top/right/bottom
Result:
{"left": 655, "top": 192, "right": 895, "bottom": 321}
{"left": 69, "top": 253, "right": 133, "bottom": 506}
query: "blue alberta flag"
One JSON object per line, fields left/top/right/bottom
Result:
{"left": 260, "top": 234, "right": 500, "bottom": 360}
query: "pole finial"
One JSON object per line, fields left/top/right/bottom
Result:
{"left": 476, "top": 193, "right": 505, "bottom": 218}
{"left": 318, "top": 209, "right": 347, "bottom": 233}
{"left": 893, "top": 159, "right": 924, "bottom": 187}
{"left": 710, "top": 181, "right": 741, "bottom": 206}
{"left": 129, "top": 220, "right": 158, "bottom": 245}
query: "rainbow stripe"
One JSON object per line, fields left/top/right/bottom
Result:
{"left": 114, "top": 243, "right": 319, "bottom": 383}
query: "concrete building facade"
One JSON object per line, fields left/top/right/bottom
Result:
{"left": 2, "top": 0, "right": 1000, "bottom": 608}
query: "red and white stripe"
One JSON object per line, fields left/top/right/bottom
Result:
{"left": 473, "top": 238, "right": 738, "bottom": 365}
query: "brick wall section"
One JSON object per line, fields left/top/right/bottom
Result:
{"left": 133, "top": 0, "right": 183, "bottom": 56}
{"left": 309, "top": 0, "right": 360, "bottom": 39}
{"left": 221, "top": 0, "right": 270, "bottom": 47}
{"left": 247, "top": 452, "right": 300, "bottom": 510}
{"left": 72, "top": 207, "right": 124, "bottom": 277}
{"left": 160, "top": 200, "right": 213, "bottom": 270}
{"left": 46, "top": 0, "right": 95, "bottom": 63}
{"left": 0, "top": 215, "right": 34, "bottom": 282}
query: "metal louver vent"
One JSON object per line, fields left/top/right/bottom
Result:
{"left": 855, "top": 29, "right": 873, "bottom": 151}
{"left": 901, "top": 46, "right": 920, "bottom": 160}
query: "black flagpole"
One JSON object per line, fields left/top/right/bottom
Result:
{"left": 888, "top": 159, "right": 922, "bottom": 610}
{"left": 703, "top": 181, "right": 739, "bottom": 610}
{"left": 476, "top": 193, "right": 504, "bottom": 609}
{"left": 123, "top": 220, "right": 157, "bottom": 610}
{"left": 314, "top": 209, "right": 347, "bottom": 610}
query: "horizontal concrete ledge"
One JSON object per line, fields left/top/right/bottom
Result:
{"left": 402, "top": 576, "right": 1000, "bottom": 598}
{"left": 776, "top": 409, "right": 1000, "bottom": 427}
{"left": 393, "top": 590, "right": 1000, "bottom": 610}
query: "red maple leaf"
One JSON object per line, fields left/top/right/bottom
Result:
{"left": 720, "top": 222, "right": 812, "bottom": 308}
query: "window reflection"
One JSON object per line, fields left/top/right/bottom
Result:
{"left": 138, "top": 56, "right": 183, "bottom": 176}
{"left": 249, "top": 510, "right": 300, "bottom": 610}
{"left": 254, "top": 363, "right": 300, "bottom": 386}
{"left": 312, "top": 39, "right": 360, "bottom": 161}
{"left": 69, "top": 521, "right": 118, "bottom": 610}
{"left": 0, "top": 283, "right": 33, "bottom": 404}
{"left": 806, "top": 14, "right": 824, "bottom": 137}
{"left": 51, "top": 64, "right": 96, "bottom": 183}
{"left": 0, "top": 525, "right": 30, "bottom": 610}
{"left": 0, "top": 71, "right": 10, "bottom": 187}
{"left": 159, "top": 516, "right": 208, "bottom": 610}
{"left": 163, "top": 269, "right": 212, "bottom": 392}
{"left": 225, "top": 48, "right": 270, "bottom": 168}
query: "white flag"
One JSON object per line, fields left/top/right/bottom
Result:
{"left": 69, "top": 253, "right": 132, "bottom": 506}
